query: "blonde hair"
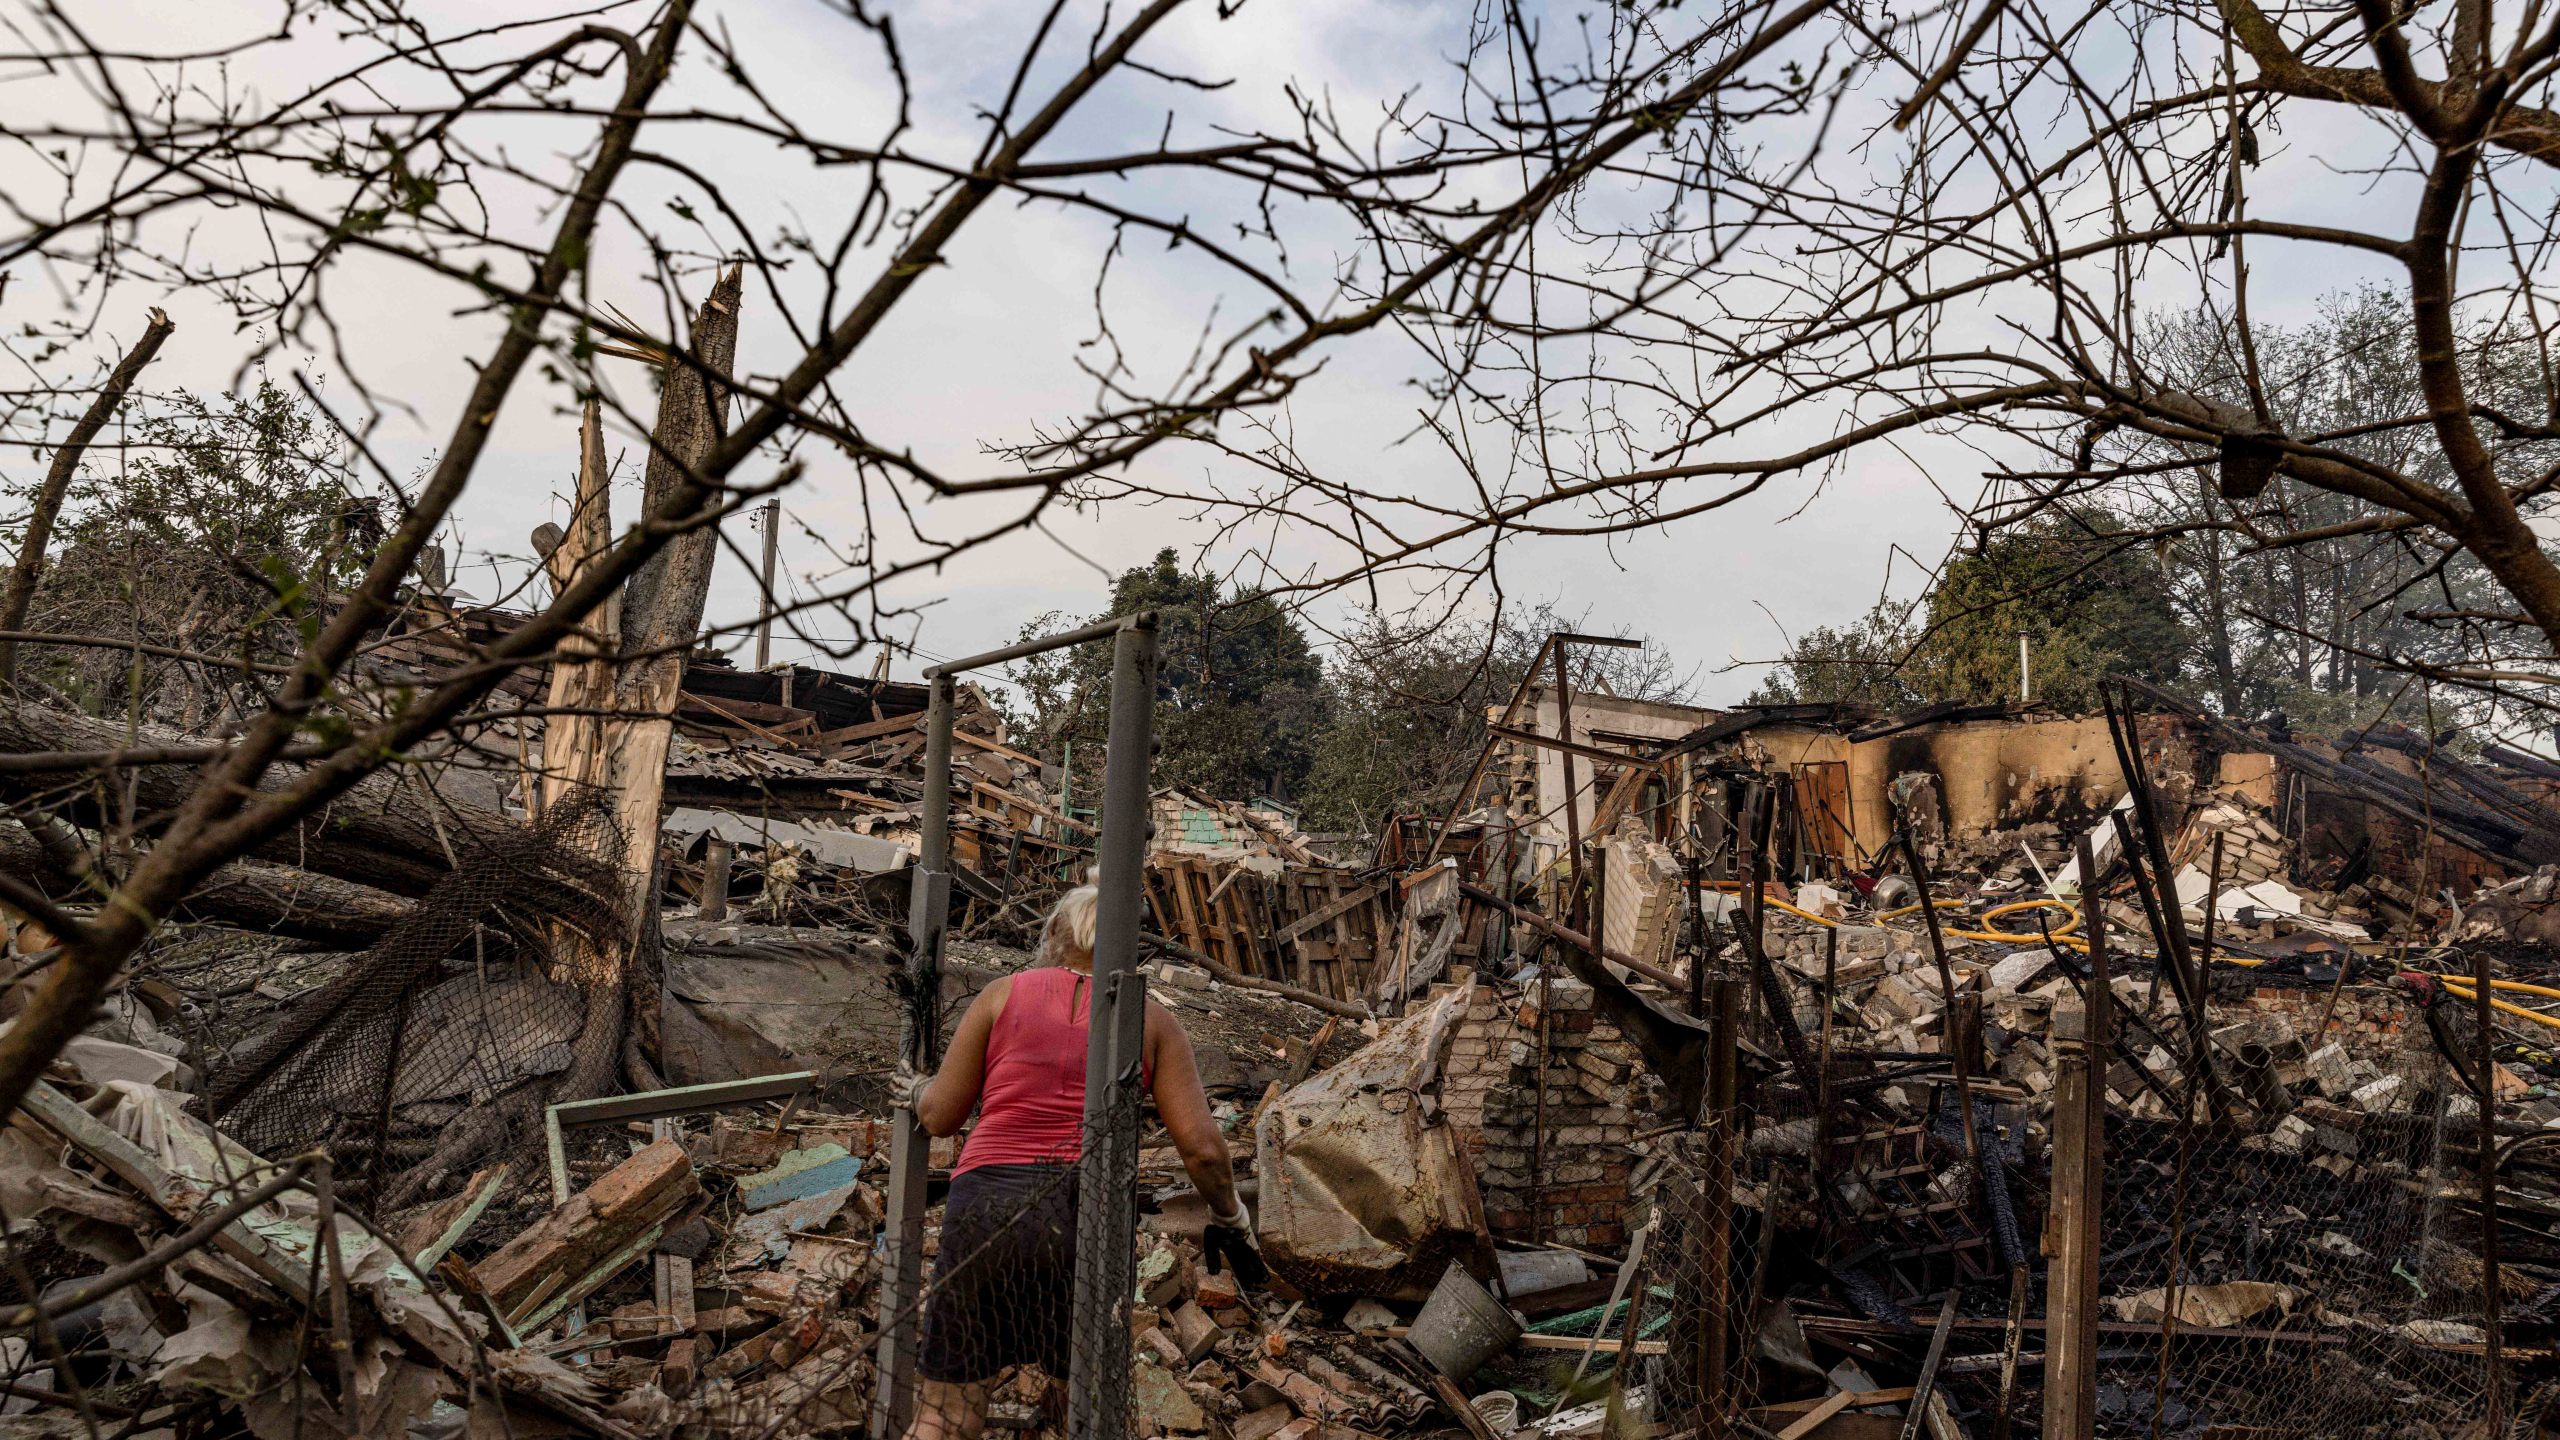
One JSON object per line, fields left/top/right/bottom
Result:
{"left": 1041, "top": 885, "right": 1099, "bottom": 967}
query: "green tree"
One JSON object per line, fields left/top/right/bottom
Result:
{"left": 1754, "top": 515, "right": 2189, "bottom": 713}
{"left": 18, "top": 378, "right": 388, "bottom": 719}
{"left": 1003, "top": 549, "right": 1332, "bottom": 805}
{"left": 1747, "top": 603, "right": 1929, "bottom": 708}
{"left": 1919, "top": 513, "right": 2190, "bottom": 711}
{"left": 2100, "top": 286, "right": 2550, "bottom": 727}
{"left": 1297, "top": 605, "right": 1691, "bottom": 834}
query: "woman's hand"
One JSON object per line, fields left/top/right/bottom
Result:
{"left": 893, "top": 1059, "right": 931, "bottom": 1112}
{"left": 1203, "top": 1199, "right": 1267, "bottom": 1289}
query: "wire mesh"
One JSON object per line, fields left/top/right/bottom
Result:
{"left": 691, "top": 1098, "right": 1148, "bottom": 1440}
{"left": 2046, "top": 970, "right": 2512, "bottom": 1439}
{"left": 203, "top": 798, "right": 629, "bottom": 1211}
{"left": 1606, "top": 948, "right": 2519, "bottom": 1440}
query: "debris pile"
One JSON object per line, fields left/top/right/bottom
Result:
{"left": 17, "top": 617, "right": 2560, "bottom": 1438}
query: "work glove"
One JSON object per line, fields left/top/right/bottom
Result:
{"left": 892, "top": 1060, "right": 931, "bottom": 1114}
{"left": 1203, "top": 1200, "right": 1268, "bottom": 1290}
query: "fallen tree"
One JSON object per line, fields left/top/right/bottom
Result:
{"left": 0, "top": 819, "right": 410, "bottom": 947}
{"left": 0, "top": 700, "right": 517, "bottom": 899}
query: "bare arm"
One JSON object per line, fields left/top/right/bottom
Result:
{"left": 917, "top": 977, "right": 1009, "bottom": 1137}
{"left": 1145, "top": 1001, "right": 1240, "bottom": 1216}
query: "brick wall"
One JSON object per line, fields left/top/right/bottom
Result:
{"left": 1438, "top": 976, "right": 1644, "bottom": 1249}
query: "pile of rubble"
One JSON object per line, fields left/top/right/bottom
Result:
{"left": 1, "top": 923, "right": 1657, "bottom": 1439}
{"left": 24, "top": 618, "right": 2560, "bottom": 1440}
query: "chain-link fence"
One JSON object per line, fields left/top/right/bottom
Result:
{"left": 678, "top": 1094, "right": 1146, "bottom": 1440}
{"left": 2043, "top": 970, "right": 2514, "bottom": 1438}
{"left": 1607, "top": 952, "right": 2522, "bottom": 1439}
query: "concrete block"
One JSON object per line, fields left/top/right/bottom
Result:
{"left": 2303, "top": 1042, "right": 2357, "bottom": 1099}
{"left": 2350, "top": 1073, "right": 2406, "bottom": 1114}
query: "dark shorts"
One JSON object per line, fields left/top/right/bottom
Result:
{"left": 916, "top": 1162, "right": 1081, "bottom": 1383}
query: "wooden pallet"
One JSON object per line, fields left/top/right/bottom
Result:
{"left": 1145, "top": 858, "right": 1404, "bottom": 1003}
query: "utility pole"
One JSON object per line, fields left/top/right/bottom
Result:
{"left": 755, "top": 497, "right": 780, "bottom": 670}
{"left": 2017, "top": 630, "right": 2032, "bottom": 703}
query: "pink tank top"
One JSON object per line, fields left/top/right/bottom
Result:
{"left": 956, "top": 968, "right": 1151, "bottom": 1172}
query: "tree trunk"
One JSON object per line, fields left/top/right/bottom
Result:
{"left": 0, "top": 822, "right": 411, "bottom": 947}
{"left": 2195, "top": 478, "right": 2241, "bottom": 712}
{"left": 0, "top": 309, "right": 175, "bottom": 689}
{"left": 541, "top": 267, "right": 743, "bottom": 1095}
{"left": 0, "top": 702, "right": 506, "bottom": 899}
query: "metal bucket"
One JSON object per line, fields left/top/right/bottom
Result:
{"left": 1407, "top": 1264, "right": 1522, "bottom": 1378}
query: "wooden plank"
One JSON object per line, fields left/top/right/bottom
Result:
{"left": 680, "top": 691, "right": 806, "bottom": 742}
{"left": 401, "top": 1163, "right": 510, "bottom": 1270}
{"left": 1777, "top": 1391, "right": 1859, "bottom": 1440}
{"left": 2043, "top": 1004, "right": 2101, "bottom": 1440}
{"left": 1277, "top": 878, "right": 1388, "bottom": 944}
{"left": 1332, "top": 879, "right": 1364, "bottom": 996}
{"left": 1172, "top": 861, "right": 1213, "bottom": 958}
{"left": 20, "top": 1081, "right": 313, "bottom": 1306}
{"left": 1484, "top": 723, "right": 1663, "bottom": 772}
{"left": 806, "top": 710, "right": 923, "bottom": 750}
{"left": 948, "top": 726, "right": 1042, "bottom": 770}
{"left": 1587, "top": 764, "right": 1648, "bottom": 833}
{"left": 1897, "top": 1289, "right": 1958, "bottom": 1440}
{"left": 1431, "top": 1372, "right": 1504, "bottom": 1440}
{"left": 1761, "top": 1390, "right": 1915, "bottom": 1415}
{"left": 1747, "top": 1415, "right": 1901, "bottom": 1440}
{"left": 476, "top": 1140, "right": 698, "bottom": 1312}
{"left": 514, "top": 1219, "right": 670, "bottom": 1334}
{"left": 1798, "top": 1316, "right": 2345, "bottom": 1346}
{"left": 970, "top": 778, "right": 1094, "bottom": 838}
{"left": 1362, "top": 1328, "right": 1667, "bottom": 1356}
{"left": 1254, "top": 881, "right": 1286, "bottom": 980}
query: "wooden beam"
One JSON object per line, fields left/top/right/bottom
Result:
{"left": 2042, "top": 999, "right": 2100, "bottom": 1440}
{"left": 400, "top": 1164, "right": 510, "bottom": 1271}
{"left": 476, "top": 1140, "right": 696, "bottom": 1314}
{"left": 948, "top": 726, "right": 1042, "bottom": 769}
{"left": 1486, "top": 723, "right": 1663, "bottom": 773}
{"left": 20, "top": 1081, "right": 312, "bottom": 1305}
{"left": 1276, "top": 878, "right": 1388, "bottom": 944}
{"left": 1361, "top": 1327, "right": 1667, "bottom": 1356}
{"left": 1776, "top": 1391, "right": 1859, "bottom": 1440}
{"left": 1898, "top": 1289, "right": 1958, "bottom": 1440}
{"left": 1760, "top": 1389, "right": 1915, "bottom": 1415}
{"left": 806, "top": 710, "right": 923, "bottom": 750}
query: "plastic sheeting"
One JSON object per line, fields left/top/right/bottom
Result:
{"left": 1255, "top": 985, "right": 1491, "bottom": 1300}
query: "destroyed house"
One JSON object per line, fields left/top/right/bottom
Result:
{"left": 18, "top": 576, "right": 2560, "bottom": 1440}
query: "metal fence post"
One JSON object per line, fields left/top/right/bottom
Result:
{"left": 871, "top": 675, "right": 955, "bottom": 1440}
{"left": 1069, "top": 617, "right": 1157, "bottom": 1440}
{"left": 1697, "top": 974, "right": 1741, "bottom": 1414}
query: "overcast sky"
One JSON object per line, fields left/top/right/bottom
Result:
{"left": 2, "top": 0, "right": 2418, "bottom": 706}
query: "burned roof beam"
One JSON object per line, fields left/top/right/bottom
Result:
{"left": 1484, "top": 723, "right": 1665, "bottom": 772}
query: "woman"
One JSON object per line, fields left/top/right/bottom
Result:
{"left": 905, "top": 885, "right": 1253, "bottom": 1440}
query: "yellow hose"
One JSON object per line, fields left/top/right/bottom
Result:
{"left": 2437, "top": 980, "right": 2560, "bottom": 1034}
{"left": 2448, "top": 977, "right": 2560, "bottom": 1004}
{"left": 1766, "top": 894, "right": 2093, "bottom": 952}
